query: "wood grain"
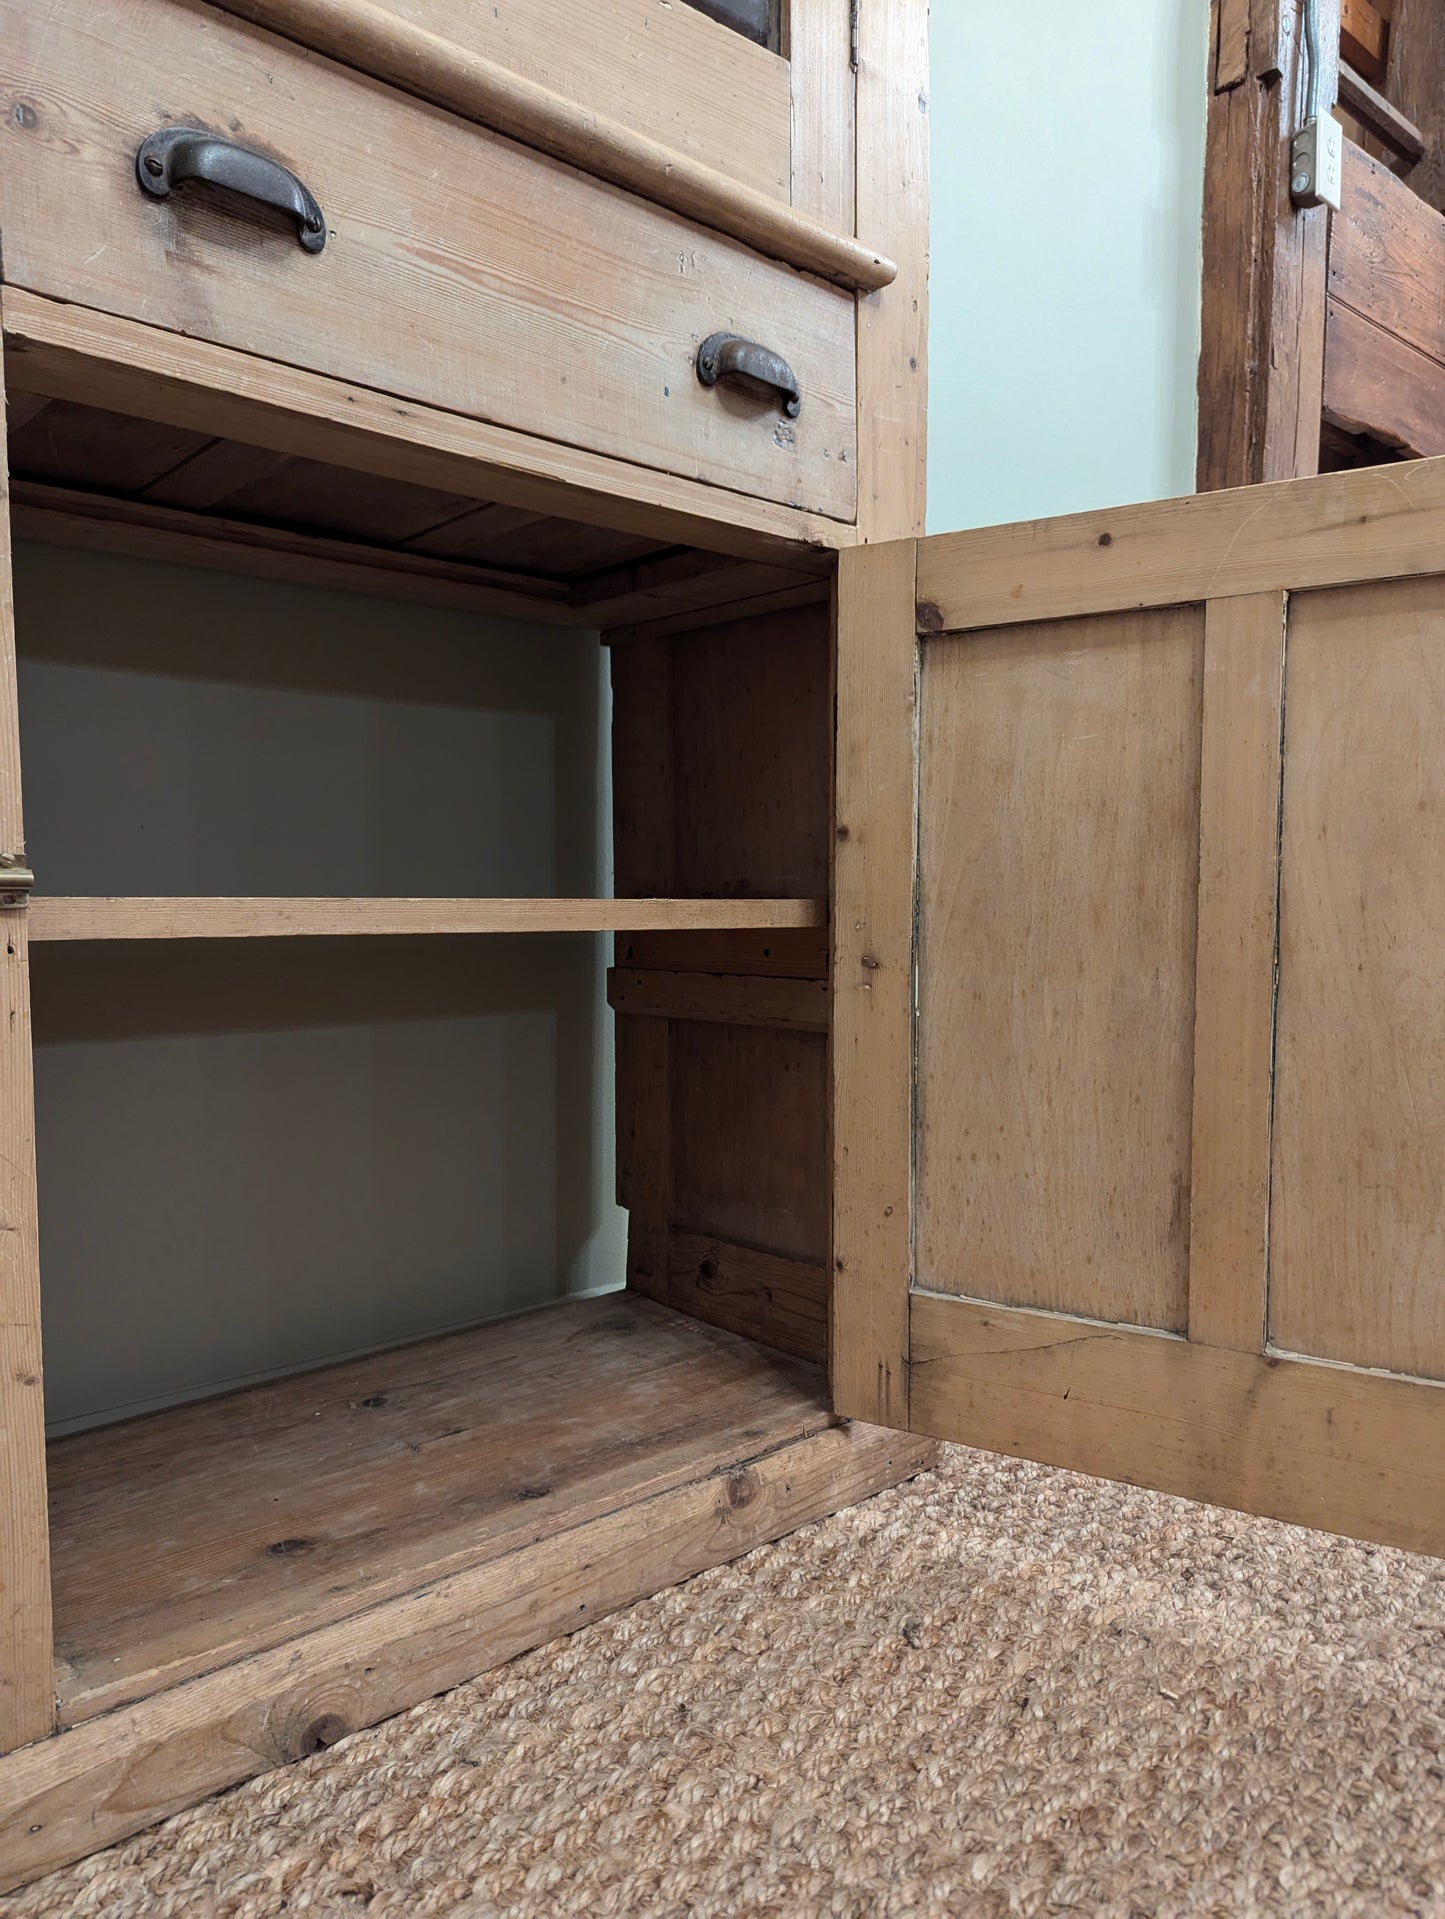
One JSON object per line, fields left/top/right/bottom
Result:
{"left": 853, "top": 0, "right": 929, "bottom": 541}
{"left": 615, "top": 928, "right": 829, "bottom": 980}
{"left": 206, "top": 0, "right": 891, "bottom": 288}
{"left": 1323, "top": 297, "right": 1445, "bottom": 458}
{"left": 1215, "top": 0, "right": 1252, "bottom": 88}
{"left": 1337, "top": 61, "right": 1425, "bottom": 164}
{"left": 673, "top": 1021, "right": 829, "bottom": 1265}
{"left": 1385, "top": 0, "right": 1445, "bottom": 215}
{"left": 607, "top": 968, "right": 828, "bottom": 1033}
{"left": 3, "top": 291, "right": 850, "bottom": 567}
{"left": 788, "top": 0, "right": 855, "bottom": 234}
{"left": 1187, "top": 594, "right": 1287, "bottom": 1352}
{"left": 831, "top": 542, "right": 915, "bottom": 1424}
{"left": 667, "top": 1230, "right": 827, "bottom": 1363}
{"left": 1330, "top": 139, "right": 1445, "bottom": 364}
{"left": 4, "top": 1351, "right": 933, "bottom": 1887}
{"left": 26, "top": 898, "right": 827, "bottom": 942}
{"left": 10, "top": 481, "right": 575, "bottom": 625}
{"left": 914, "top": 452, "right": 1445, "bottom": 634}
{"left": 671, "top": 603, "right": 832, "bottom": 901}
{"left": 914, "top": 609, "right": 1203, "bottom": 1333}
{"left": 0, "top": 335, "right": 52, "bottom": 1756}
{"left": 1197, "top": 0, "right": 1339, "bottom": 490}
{"left": 909, "top": 1291, "right": 1445, "bottom": 1556}
{"left": 48, "top": 1295, "right": 829, "bottom": 1722}
{"left": 610, "top": 637, "right": 676, "bottom": 1301}
{"left": 1270, "top": 576, "right": 1445, "bottom": 1379}
{"left": 0, "top": 0, "right": 857, "bottom": 520}
{"left": 351, "top": 0, "right": 792, "bottom": 200}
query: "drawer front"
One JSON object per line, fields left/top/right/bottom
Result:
{"left": 0, "top": 0, "right": 856, "bottom": 521}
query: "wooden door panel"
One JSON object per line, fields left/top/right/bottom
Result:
{"left": 834, "top": 460, "right": 1445, "bottom": 1556}
{"left": 915, "top": 610, "right": 1202, "bottom": 1330}
{"left": 1271, "top": 577, "right": 1445, "bottom": 1379}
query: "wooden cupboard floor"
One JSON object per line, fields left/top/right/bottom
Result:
{"left": 47, "top": 1294, "right": 836, "bottom": 1727}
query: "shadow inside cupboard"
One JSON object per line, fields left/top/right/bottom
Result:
{"left": 4, "top": 389, "right": 836, "bottom": 1729}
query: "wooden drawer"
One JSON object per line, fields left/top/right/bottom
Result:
{"left": 0, "top": 0, "right": 856, "bottom": 521}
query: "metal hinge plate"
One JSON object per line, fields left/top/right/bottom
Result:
{"left": 0, "top": 855, "right": 35, "bottom": 907}
{"left": 850, "top": 0, "right": 859, "bottom": 71}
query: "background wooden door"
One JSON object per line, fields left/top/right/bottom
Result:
{"left": 833, "top": 460, "right": 1445, "bottom": 1556}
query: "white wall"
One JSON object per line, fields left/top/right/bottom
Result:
{"left": 16, "top": 543, "right": 626, "bottom": 1431}
{"left": 927, "top": 0, "right": 1210, "bottom": 534}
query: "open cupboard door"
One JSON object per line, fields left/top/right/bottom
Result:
{"left": 832, "top": 459, "right": 1445, "bottom": 1557}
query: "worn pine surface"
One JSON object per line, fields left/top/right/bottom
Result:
{"left": 667, "top": 1231, "right": 827, "bottom": 1364}
{"left": 212, "top": 0, "right": 891, "bottom": 291}
{"left": 3, "top": 291, "right": 849, "bottom": 564}
{"left": 364, "top": 0, "right": 792, "bottom": 199}
{"left": 12, "top": 1383, "right": 932, "bottom": 1890}
{"left": 830, "top": 542, "right": 915, "bottom": 1425}
{"left": 909, "top": 1293, "right": 1445, "bottom": 1556}
{"left": 1187, "top": 593, "right": 1287, "bottom": 1353}
{"left": 914, "top": 454, "right": 1445, "bottom": 634}
{"left": 1270, "top": 577, "right": 1445, "bottom": 1380}
{"left": 672, "top": 1021, "right": 829, "bottom": 1265}
{"left": 0, "top": 339, "right": 52, "bottom": 1755}
{"left": 0, "top": 1, "right": 856, "bottom": 519}
{"left": 48, "top": 1295, "right": 836, "bottom": 1725}
{"left": 914, "top": 609, "right": 1203, "bottom": 1332}
{"left": 26, "top": 898, "right": 825, "bottom": 943}
{"left": 853, "top": 0, "right": 929, "bottom": 541}
{"left": 788, "top": 0, "right": 856, "bottom": 234}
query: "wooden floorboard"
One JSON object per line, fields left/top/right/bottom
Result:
{"left": 48, "top": 1295, "right": 837, "bottom": 1726}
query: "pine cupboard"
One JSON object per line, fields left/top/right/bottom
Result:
{"left": 0, "top": 0, "right": 1443, "bottom": 1896}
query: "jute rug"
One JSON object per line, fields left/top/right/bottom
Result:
{"left": 7, "top": 1447, "right": 1443, "bottom": 1918}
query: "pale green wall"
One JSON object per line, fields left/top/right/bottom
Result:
{"left": 16, "top": 543, "right": 626, "bottom": 1432}
{"left": 927, "top": 0, "right": 1210, "bottom": 534}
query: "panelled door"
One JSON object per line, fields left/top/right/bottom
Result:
{"left": 833, "top": 458, "right": 1445, "bottom": 1556}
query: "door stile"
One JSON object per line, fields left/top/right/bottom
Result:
{"left": 1186, "top": 590, "right": 1289, "bottom": 1352}
{"left": 837, "top": 460, "right": 1445, "bottom": 1555}
{"left": 0, "top": 334, "right": 54, "bottom": 1753}
{"left": 831, "top": 539, "right": 917, "bottom": 1427}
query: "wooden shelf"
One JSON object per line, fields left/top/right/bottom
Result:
{"left": 26, "top": 896, "right": 827, "bottom": 942}
{"left": 48, "top": 1295, "right": 834, "bottom": 1726}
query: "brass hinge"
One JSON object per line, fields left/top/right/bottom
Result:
{"left": 0, "top": 854, "right": 35, "bottom": 907}
{"left": 849, "top": 0, "right": 859, "bottom": 71}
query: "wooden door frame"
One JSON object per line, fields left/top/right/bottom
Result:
{"left": 1198, "top": 0, "right": 1342, "bottom": 489}
{"left": 832, "top": 458, "right": 1445, "bottom": 1555}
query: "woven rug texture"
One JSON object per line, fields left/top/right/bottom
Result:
{"left": 5, "top": 1446, "right": 1443, "bottom": 1919}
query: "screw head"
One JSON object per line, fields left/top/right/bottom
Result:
{"left": 143, "top": 153, "right": 165, "bottom": 178}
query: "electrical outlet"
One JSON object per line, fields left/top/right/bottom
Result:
{"left": 1291, "top": 112, "right": 1344, "bottom": 211}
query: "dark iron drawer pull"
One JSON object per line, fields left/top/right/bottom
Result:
{"left": 136, "top": 128, "right": 326, "bottom": 254}
{"left": 696, "top": 332, "right": 801, "bottom": 418}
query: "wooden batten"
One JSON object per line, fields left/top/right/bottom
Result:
{"left": 830, "top": 541, "right": 916, "bottom": 1426}
{"left": 607, "top": 968, "right": 829, "bottom": 1034}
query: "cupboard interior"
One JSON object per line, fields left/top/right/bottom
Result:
{"left": 7, "top": 385, "right": 837, "bottom": 1724}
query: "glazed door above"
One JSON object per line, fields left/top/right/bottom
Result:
{"left": 361, "top": 0, "right": 855, "bottom": 227}
{"left": 832, "top": 460, "right": 1445, "bottom": 1559}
